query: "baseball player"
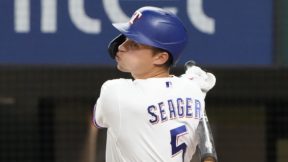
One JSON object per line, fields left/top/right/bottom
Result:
{"left": 93, "top": 6, "right": 217, "bottom": 162}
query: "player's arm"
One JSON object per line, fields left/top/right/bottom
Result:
{"left": 93, "top": 80, "right": 120, "bottom": 129}
{"left": 93, "top": 83, "right": 109, "bottom": 128}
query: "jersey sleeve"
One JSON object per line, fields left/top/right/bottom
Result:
{"left": 93, "top": 80, "right": 120, "bottom": 128}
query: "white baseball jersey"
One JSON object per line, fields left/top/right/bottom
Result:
{"left": 93, "top": 76, "right": 205, "bottom": 162}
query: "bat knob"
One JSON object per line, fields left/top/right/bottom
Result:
{"left": 184, "top": 60, "right": 196, "bottom": 70}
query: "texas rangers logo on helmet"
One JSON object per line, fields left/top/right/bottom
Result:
{"left": 129, "top": 11, "right": 142, "bottom": 24}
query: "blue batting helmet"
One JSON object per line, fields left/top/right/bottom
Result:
{"left": 108, "top": 6, "right": 188, "bottom": 64}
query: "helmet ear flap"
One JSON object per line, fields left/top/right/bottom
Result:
{"left": 108, "top": 34, "right": 126, "bottom": 59}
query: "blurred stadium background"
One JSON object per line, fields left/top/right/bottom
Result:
{"left": 0, "top": 0, "right": 287, "bottom": 162}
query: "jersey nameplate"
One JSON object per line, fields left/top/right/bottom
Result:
{"left": 147, "top": 97, "right": 201, "bottom": 124}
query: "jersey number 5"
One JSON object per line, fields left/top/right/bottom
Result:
{"left": 170, "top": 125, "right": 188, "bottom": 162}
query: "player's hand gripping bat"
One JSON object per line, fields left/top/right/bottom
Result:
{"left": 184, "top": 60, "right": 218, "bottom": 162}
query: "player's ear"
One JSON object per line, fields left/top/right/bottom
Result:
{"left": 153, "top": 52, "right": 169, "bottom": 66}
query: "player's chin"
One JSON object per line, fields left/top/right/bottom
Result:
{"left": 116, "top": 64, "right": 130, "bottom": 73}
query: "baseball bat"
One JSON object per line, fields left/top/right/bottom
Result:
{"left": 184, "top": 60, "right": 218, "bottom": 162}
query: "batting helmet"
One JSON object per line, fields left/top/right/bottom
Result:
{"left": 108, "top": 6, "right": 188, "bottom": 64}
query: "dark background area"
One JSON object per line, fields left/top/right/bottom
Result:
{"left": 0, "top": 66, "right": 287, "bottom": 162}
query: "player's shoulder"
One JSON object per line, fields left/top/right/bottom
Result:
{"left": 101, "top": 78, "right": 133, "bottom": 89}
{"left": 175, "top": 77, "right": 202, "bottom": 91}
{"left": 174, "top": 76, "right": 198, "bottom": 85}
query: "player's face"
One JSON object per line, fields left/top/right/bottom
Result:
{"left": 116, "top": 38, "right": 168, "bottom": 78}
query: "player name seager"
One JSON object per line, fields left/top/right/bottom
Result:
{"left": 147, "top": 97, "right": 202, "bottom": 124}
